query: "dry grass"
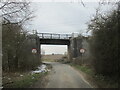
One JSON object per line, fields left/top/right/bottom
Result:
{"left": 41, "top": 54, "right": 64, "bottom": 62}
{"left": 70, "top": 64, "right": 118, "bottom": 88}
{"left": 2, "top": 64, "right": 52, "bottom": 88}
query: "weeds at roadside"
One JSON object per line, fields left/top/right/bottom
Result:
{"left": 3, "top": 63, "right": 52, "bottom": 88}
{"left": 69, "top": 63, "right": 118, "bottom": 88}
{"left": 3, "top": 72, "right": 48, "bottom": 88}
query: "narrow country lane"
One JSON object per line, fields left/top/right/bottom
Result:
{"left": 45, "top": 62, "right": 92, "bottom": 88}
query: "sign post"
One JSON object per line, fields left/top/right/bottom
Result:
{"left": 80, "top": 48, "right": 85, "bottom": 64}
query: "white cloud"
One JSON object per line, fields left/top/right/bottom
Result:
{"left": 29, "top": 0, "right": 118, "bottom": 3}
{"left": 27, "top": 2, "right": 114, "bottom": 54}
{"left": 28, "top": 2, "right": 99, "bottom": 34}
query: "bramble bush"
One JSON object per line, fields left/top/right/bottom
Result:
{"left": 88, "top": 4, "right": 119, "bottom": 77}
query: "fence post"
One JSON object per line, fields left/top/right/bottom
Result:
{"left": 59, "top": 34, "right": 60, "bottom": 39}
{"left": 66, "top": 34, "right": 68, "bottom": 39}
{"left": 51, "top": 34, "right": 52, "bottom": 39}
{"left": 42, "top": 33, "right": 43, "bottom": 38}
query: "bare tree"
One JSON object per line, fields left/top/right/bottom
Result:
{"left": 0, "top": 0, "right": 34, "bottom": 25}
{"left": 1, "top": 1, "right": 40, "bottom": 72}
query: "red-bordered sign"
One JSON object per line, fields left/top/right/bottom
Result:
{"left": 80, "top": 48, "right": 85, "bottom": 53}
{"left": 32, "top": 48, "right": 37, "bottom": 54}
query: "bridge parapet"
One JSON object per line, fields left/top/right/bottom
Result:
{"left": 37, "top": 33, "right": 72, "bottom": 40}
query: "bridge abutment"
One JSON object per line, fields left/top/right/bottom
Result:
{"left": 69, "top": 37, "right": 82, "bottom": 62}
{"left": 35, "top": 33, "right": 84, "bottom": 63}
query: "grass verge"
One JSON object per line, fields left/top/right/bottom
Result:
{"left": 42, "top": 59, "right": 55, "bottom": 62}
{"left": 3, "top": 63, "right": 52, "bottom": 88}
{"left": 69, "top": 63, "right": 118, "bottom": 88}
{"left": 3, "top": 72, "right": 48, "bottom": 88}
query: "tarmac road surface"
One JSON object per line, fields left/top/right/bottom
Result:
{"left": 45, "top": 62, "right": 92, "bottom": 88}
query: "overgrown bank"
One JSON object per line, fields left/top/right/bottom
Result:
{"left": 87, "top": 3, "right": 119, "bottom": 88}
{"left": 3, "top": 63, "right": 52, "bottom": 88}
{"left": 2, "top": 2, "right": 41, "bottom": 72}
{"left": 3, "top": 72, "right": 47, "bottom": 88}
{"left": 68, "top": 3, "right": 119, "bottom": 88}
{"left": 70, "top": 64, "right": 118, "bottom": 88}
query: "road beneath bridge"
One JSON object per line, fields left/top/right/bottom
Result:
{"left": 32, "top": 62, "right": 92, "bottom": 88}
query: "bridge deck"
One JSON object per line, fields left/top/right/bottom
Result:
{"left": 37, "top": 33, "right": 71, "bottom": 45}
{"left": 40, "top": 39, "right": 70, "bottom": 45}
{"left": 37, "top": 33, "right": 72, "bottom": 40}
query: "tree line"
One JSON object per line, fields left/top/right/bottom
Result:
{"left": 88, "top": 2, "right": 119, "bottom": 77}
{"left": 1, "top": 1, "right": 41, "bottom": 72}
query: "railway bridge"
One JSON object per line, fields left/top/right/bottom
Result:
{"left": 31, "top": 32, "right": 82, "bottom": 61}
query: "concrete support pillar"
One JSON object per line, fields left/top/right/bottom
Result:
{"left": 35, "top": 36, "right": 41, "bottom": 64}
{"left": 69, "top": 37, "right": 82, "bottom": 63}
{"left": 36, "top": 37, "right": 39, "bottom": 53}
{"left": 73, "top": 38, "right": 77, "bottom": 57}
{"left": 67, "top": 45, "right": 72, "bottom": 62}
{"left": 39, "top": 44, "right": 41, "bottom": 59}
{"left": 69, "top": 38, "right": 77, "bottom": 59}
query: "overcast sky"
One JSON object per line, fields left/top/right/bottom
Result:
{"left": 27, "top": 1, "right": 115, "bottom": 55}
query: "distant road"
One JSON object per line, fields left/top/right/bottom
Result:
{"left": 45, "top": 62, "right": 92, "bottom": 88}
